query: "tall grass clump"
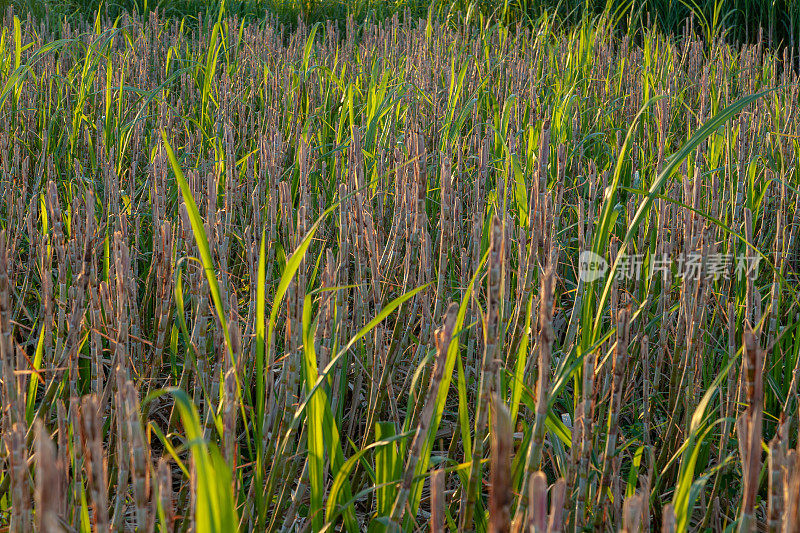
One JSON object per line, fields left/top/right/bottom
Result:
{"left": 1, "top": 3, "right": 800, "bottom": 531}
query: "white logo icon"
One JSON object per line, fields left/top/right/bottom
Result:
{"left": 578, "top": 251, "right": 608, "bottom": 282}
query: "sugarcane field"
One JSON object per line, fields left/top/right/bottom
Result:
{"left": 1, "top": 0, "right": 800, "bottom": 531}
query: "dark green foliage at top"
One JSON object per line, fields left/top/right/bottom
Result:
{"left": 4, "top": 0, "right": 799, "bottom": 48}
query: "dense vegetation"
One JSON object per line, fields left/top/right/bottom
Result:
{"left": 1, "top": 2, "right": 800, "bottom": 531}
{"left": 4, "top": 0, "right": 800, "bottom": 46}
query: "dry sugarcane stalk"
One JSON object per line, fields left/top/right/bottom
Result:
{"left": 124, "top": 380, "right": 150, "bottom": 530}
{"left": 430, "top": 468, "right": 446, "bottom": 533}
{"left": 111, "top": 385, "right": 130, "bottom": 532}
{"left": 81, "top": 395, "right": 110, "bottom": 532}
{"left": 527, "top": 471, "right": 548, "bottom": 533}
{"left": 9, "top": 421, "right": 31, "bottom": 533}
{"left": 662, "top": 503, "right": 676, "bottom": 533}
{"left": 489, "top": 393, "right": 513, "bottom": 533}
{"left": 461, "top": 216, "right": 505, "bottom": 531}
{"left": 34, "top": 420, "right": 62, "bottom": 533}
{"left": 157, "top": 458, "right": 175, "bottom": 532}
{"left": 389, "top": 302, "right": 458, "bottom": 528}
{"left": 768, "top": 424, "right": 785, "bottom": 533}
{"left": 622, "top": 493, "right": 643, "bottom": 533}
{"left": 511, "top": 263, "right": 555, "bottom": 531}
{"left": 737, "top": 328, "right": 763, "bottom": 533}
{"left": 548, "top": 478, "right": 566, "bottom": 533}
{"left": 596, "top": 307, "right": 630, "bottom": 522}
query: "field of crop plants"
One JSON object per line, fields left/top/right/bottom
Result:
{"left": 1, "top": 2, "right": 800, "bottom": 531}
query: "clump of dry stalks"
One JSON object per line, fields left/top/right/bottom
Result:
{"left": 2, "top": 5, "right": 800, "bottom": 532}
